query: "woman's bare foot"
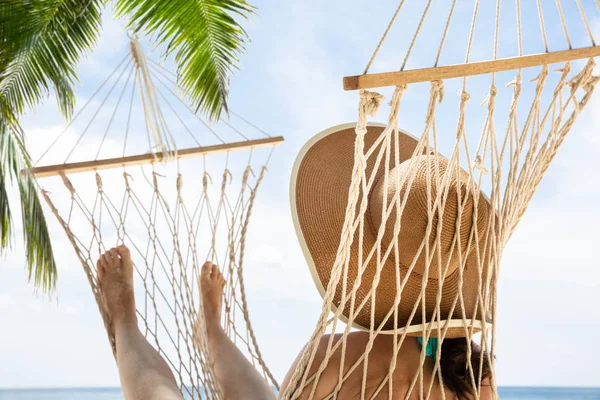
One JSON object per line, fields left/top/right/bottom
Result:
{"left": 199, "top": 261, "right": 226, "bottom": 336}
{"left": 96, "top": 245, "right": 137, "bottom": 329}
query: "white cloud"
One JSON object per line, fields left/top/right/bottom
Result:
{"left": 0, "top": 294, "right": 16, "bottom": 312}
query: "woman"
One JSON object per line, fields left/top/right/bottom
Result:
{"left": 96, "top": 124, "right": 494, "bottom": 399}
{"left": 96, "top": 247, "right": 491, "bottom": 400}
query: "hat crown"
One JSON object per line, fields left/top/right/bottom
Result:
{"left": 293, "top": 124, "right": 494, "bottom": 334}
{"left": 369, "top": 155, "right": 489, "bottom": 280}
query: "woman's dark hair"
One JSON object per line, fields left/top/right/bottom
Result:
{"left": 439, "top": 338, "right": 492, "bottom": 399}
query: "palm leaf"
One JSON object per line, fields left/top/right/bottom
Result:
{"left": 0, "top": 0, "right": 104, "bottom": 118}
{"left": 0, "top": 102, "right": 19, "bottom": 251}
{"left": 18, "top": 170, "right": 57, "bottom": 292}
{"left": 0, "top": 0, "right": 103, "bottom": 291}
{"left": 115, "top": 0, "right": 255, "bottom": 122}
{"left": 0, "top": 152, "right": 11, "bottom": 250}
{"left": 0, "top": 102, "right": 57, "bottom": 291}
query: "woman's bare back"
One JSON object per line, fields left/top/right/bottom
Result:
{"left": 280, "top": 332, "right": 461, "bottom": 400}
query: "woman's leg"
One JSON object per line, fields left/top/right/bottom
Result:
{"left": 199, "top": 261, "right": 276, "bottom": 400}
{"left": 97, "top": 246, "right": 183, "bottom": 400}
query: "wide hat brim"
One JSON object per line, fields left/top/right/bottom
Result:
{"left": 290, "top": 123, "right": 490, "bottom": 339}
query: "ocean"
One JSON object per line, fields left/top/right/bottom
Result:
{"left": 0, "top": 387, "right": 599, "bottom": 399}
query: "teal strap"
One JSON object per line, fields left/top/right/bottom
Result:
{"left": 417, "top": 337, "right": 439, "bottom": 364}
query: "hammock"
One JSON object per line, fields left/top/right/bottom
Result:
{"left": 282, "top": 2, "right": 600, "bottom": 400}
{"left": 30, "top": 37, "right": 282, "bottom": 399}
{"left": 29, "top": 2, "right": 600, "bottom": 399}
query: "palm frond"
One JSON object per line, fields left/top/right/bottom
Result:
{"left": 0, "top": 159, "right": 11, "bottom": 250}
{"left": 0, "top": 0, "right": 103, "bottom": 292}
{"left": 115, "top": 0, "right": 255, "bottom": 122}
{"left": 0, "top": 100, "right": 19, "bottom": 250}
{"left": 0, "top": 102, "right": 56, "bottom": 291}
{"left": 17, "top": 168, "right": 57, "bottom": 292}
{"left": 0, "top": 0, "right": 104, "bottom": 119}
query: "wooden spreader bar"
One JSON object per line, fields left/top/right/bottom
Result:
{"left": 27, "top": 136, "right": 284, "bottom": 178}
{"left": 343, "top": 45, "right": 600, "bottom": 90}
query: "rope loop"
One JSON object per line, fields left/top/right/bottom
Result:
{"left": 456, "top": 89, "right": 470, "bottom": 140}
{"left": 507, "top": 74, "right": 523, "bottom": 103}
{"left": 123, "top": 172, "right": 133, "bottom": 191}
{"left": 566, "top": 59, "right": 598, "bottom": 113}
{"left": 95, "top": 173, "right": 103, "bottom": 191}
{"left": 202, "top": 172, "right": 212, "bottom": 194}
{"left": 221, "top": 169, "right": 232, "bottom": 193}
{"left": 554, "top": 62, "right": 573, "bottom": 95}
{"left": 569, "top": 58, "right": 594, "bottom": 92}
{"left": 507, "top": 74, "right": 523, "bottom": 88}
{"left": 584, "top": 76, "right": 600, "bottom": 95}
{"left": 258, "top": 165, "right": 268, "bottom": 181}
{"left": 459, "top": 89, "right": 471, "bottom": 103}
{"left": 176, "top": 174, "right": 183, "bottom": 195}
{"left": 356, "top": 90, "right": 384, "bottom": 140}
{"left": 576, "top": 59, "right": 598, "bottom": 95}
{"left": 423, "top": 80, "right": 444, "bottom": 128}
{"left": 481, "top": 85, "right": 498, "bottom": 107}
{"left": 530, "top": 64, "right": 549, "bottom": 83}
{"left": 489, "top": 85, "right": 498, "bottom": 97}
{"left": 152, "top": 171, "right": 164, "bottom": 192}
{"left": 431, "top": 79, "right": 444, "bottom": 102}
{"left": 241, "top": 166, "right": 254, "bottom": 188}
{"left": 59, "top": 172, "right": 76, "bottom": 198}
{"left": 386, "top": 85, "right": 408, "bottom": 121}
{"left": 555, "top": 62, "right": 572, "bottom": 75}
{"left": 388, "top": 84, "right": 408, "bottom": 107}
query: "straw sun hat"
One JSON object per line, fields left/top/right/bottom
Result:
{"left": 290, "top": 123, "right": 493, "bottom": 338}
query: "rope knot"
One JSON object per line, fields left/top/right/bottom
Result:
{"left": 40, "top": 190, "right": 53, "bottom": 207}
{"left": 455, "top": 90, "right": 469, "bottom": 140}
{"left": 569, "top": 58, "right": 596, "bottom": 95}
{"left": 176, "top": 174, "right": 183, "bottom": 194}
{"left": 152, "top": 172, "right": 164, "bottom": 191}
{"left": 507, "top": 75, "right": 523, "bottom": 102}
{"left": 221, "top": 169, "right": 232, "bottom": 193}
{"left": 388, "top": 84, "right": 408, "bottom": 107}
{"left": 555, "top": 61, "right": 572, "bottom": 75}
{"left": 583, "top": 75, "right": 600, "bottom": 95}
{"left": 242, "top": 166, "right": 254, "bottom": 187}
{"left": 507, "top": 74, "right": 523, "bottom": 88}
{"left": 59, "top": 172, "right": 76, "bottom": 197}
{"left": 473, "top": 155, "right": 489, "bottom": 174}
{"left": 202, "top": 172, "right": 212, "bottom": 194}
{"left": 123, "top": 172, "right": 133, "bottom": 191}
{"left": 459, "top": 90, "right": 471, "bottom": 103}
{"left": 531, "top": 65, "right": 549, "bottom": 83}
{"left": 481, "top": 85, "right": 498, "bottom": 106}
{"left": 95, "top": 173, "right": 103, "bottom": 191}
{"left": 431, "top": 80, "right": 444, "bottom": 102}
{"left": 359, "top": 90, "right": 385, "bottom": 117}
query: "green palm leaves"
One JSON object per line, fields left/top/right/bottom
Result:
{"left": 1, "top": 0, "right": 254, "bottom": 291}
{"left": 0, "top": 0, "right": 104, "bottom": 291}
{"left": 116, "top": 0, "right": 254, "bottom": 122}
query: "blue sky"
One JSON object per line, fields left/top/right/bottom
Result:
{"left": 1, "top": 0, "right": 600, "bottom": 389}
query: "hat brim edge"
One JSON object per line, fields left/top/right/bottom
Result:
{"left": 290, "top": 122, "right": 492, "bottom": 338}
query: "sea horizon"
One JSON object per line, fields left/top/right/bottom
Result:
{"left": 1, "top": 385, "right": 599, "bottom": 399}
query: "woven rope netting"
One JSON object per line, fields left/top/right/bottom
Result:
{"left": 282, "top": 2, "right": 600, "bottom": 400}
{"left": 31, "top": 39, "right": 280, "bottom": 399}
